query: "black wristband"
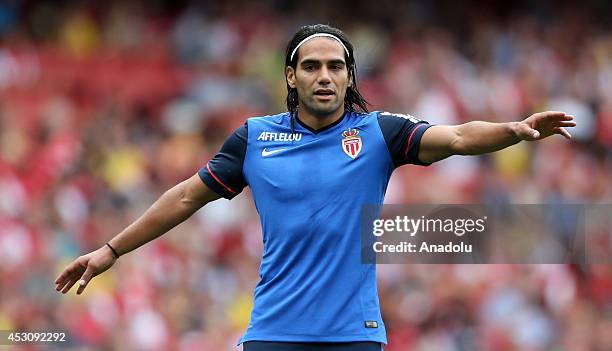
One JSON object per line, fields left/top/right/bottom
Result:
{"left": 106, "top": 242, "right": 120, "bottom": 259}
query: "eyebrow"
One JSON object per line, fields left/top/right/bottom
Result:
{"left": 300, "top": 59, "right": 346, "bottom": 66}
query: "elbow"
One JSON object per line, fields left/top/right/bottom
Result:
{"left": 177, "top": 187, "right": 190, "bottom": 206}
{"left": 449, "top": 127, "right": 469, "bottom": 155}
{"left": 178, "top": 181, "right": 211, "bottom": 209}
{"left": 178, "top": 186, "right": 199, "bottom": 208}
{"left": 451, "top": 138, "right": 475, "bottom": 155}
{"left": 173, "top": 181, "right": 197, "bottom": 208}
{"left": 449, "top": 136, "right": 463, "bottom": 155}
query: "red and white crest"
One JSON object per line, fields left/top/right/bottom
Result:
{"left": 342, "top": 128, "right": 362, "bottom": 159}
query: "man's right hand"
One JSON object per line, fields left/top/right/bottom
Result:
{"left": 55, "top": 245, "right": 117, "bottom": 295}
{"left": 54, "top": 174, "right": 220, "bottom": 296}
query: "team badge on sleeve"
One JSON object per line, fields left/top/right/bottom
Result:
{"left": 341, "top": 128, "right": 362, "bottom": 159}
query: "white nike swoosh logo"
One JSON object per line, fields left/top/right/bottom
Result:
{"left": 262, "top": 148, "right": 288, "bottom": 157}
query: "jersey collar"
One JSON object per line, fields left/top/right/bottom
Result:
{"left": 295, "top": 111, "right": 348, "bottom": 134}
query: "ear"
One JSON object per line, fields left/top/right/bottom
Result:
{"left": 286, "top": 66, "right": 296, "bottom": 89}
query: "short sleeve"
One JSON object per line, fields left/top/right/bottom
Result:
{"left": 377, "top": 111, "right": 433, "bottom": 168}
{"left": 198, "top": 123, "right": 248, "bottom": 199}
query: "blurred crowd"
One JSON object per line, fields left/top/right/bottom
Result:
{"left": 0, "top": 0, "right": 610, "bottom": 350}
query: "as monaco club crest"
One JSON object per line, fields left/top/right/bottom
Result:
{"left": 342, "top": 128, "right": 362, "bottom": 159}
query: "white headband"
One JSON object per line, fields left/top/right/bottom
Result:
{"left": 290, "top": 33, "right": 350, "bottom": 62}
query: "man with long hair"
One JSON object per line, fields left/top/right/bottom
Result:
{"left": 55, "top": 24, "right": 575, "bottom": 351}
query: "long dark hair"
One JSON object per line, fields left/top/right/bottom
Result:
{"left": 285, "top": 24, "right": 369, "bottom": 129}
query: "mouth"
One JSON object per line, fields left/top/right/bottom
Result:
{"left": 313, "top": 89, "right": 335, "bottom": 101}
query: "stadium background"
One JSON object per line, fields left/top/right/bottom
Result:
{"left": 0, "top": 0, "right": 610, "bottom": 350}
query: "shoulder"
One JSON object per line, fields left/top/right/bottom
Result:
{"left": 345, "top": 110, "right": 425, "bottom": 124}
{"left": 247, "top": 112, "right": 291, "bottom": 126}
{"left": 348, "top": 110, "right": 378, "bottom": 120}
{"left": 377, "top": 111, "right": 425, "bottom": 124}
{"left": 343, "top": 110, "right": 379, "bottom": 129}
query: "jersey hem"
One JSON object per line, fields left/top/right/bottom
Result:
{"left": 405, "top": 123, "right": 433, "bottom": 166}
{"left": 197, "top": 168, "right": 236, "bottom": 200}
{"left": 238, "top": 333, "right": 387, "bottom": 346}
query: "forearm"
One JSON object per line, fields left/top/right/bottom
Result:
{"left": 453, "top": 121, "right": 521, "bottom": 155}
{"left": 107, "top": 179, "right": 206, "bottom": 256}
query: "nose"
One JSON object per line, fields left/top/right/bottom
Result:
{"left": 317, "top": 66, "right": 331, "bottom": 85}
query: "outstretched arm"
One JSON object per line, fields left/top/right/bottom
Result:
{"left": 55, "top": 174, "right": 221, "bottom": 295}
{"left": 418, "top": 111, "right": 576, "bottom": 164}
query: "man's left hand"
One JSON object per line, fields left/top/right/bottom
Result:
{"left": 514, "top": 111, "right": 576, "bottom": 141}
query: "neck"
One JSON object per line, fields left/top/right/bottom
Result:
{"left": 296, "top": 105, "right": 345, "bottom": 131}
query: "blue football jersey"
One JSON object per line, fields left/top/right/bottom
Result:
{"left": 198, "top": 110, "right": 432, "bottom": 344}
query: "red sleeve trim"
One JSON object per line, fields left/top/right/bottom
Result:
{"left": 403, "top": 124, "right": 426, "bottom": 157}
{"left": 207, "top": 163, "right": 237, "bottom": 194}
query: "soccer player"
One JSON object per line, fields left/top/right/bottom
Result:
{"left": 55, "top": 24, "right": 575, "bottom": 350}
